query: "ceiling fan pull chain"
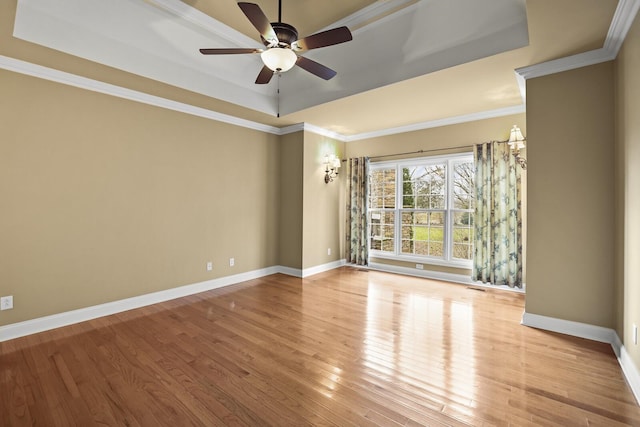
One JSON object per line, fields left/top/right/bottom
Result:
{"left": 277, "top": 72, "right": 281, "bottom": 117}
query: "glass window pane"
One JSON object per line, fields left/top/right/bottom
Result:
{"left": 415, "top": 241, "right": 428, "bottom": 255}
{"left": 369, "top": 168, "right": 396, "bottom": 209}
{"left": 452, "top": 211, "right": 473, "bottom": 260}
{"left": 369, "top": 196, "right": 382, "bottom": 209}
{"left": 430, "top": 212, "right": 444, "bottom": 225}
{"left": 370, "top": 239, "right": 381, "bottom": 251}
{"left": 414, "top": 226, "right": 428, "bottom": 241}
{"left": 403, "top": 195, "right": 414, "bottom": 208}
{"left": 403, "top": 164, "right": 446, "bottom": 208}
{"left": 453, "top": 243, "right": 472, "bottom": 260}
{"left": 382, "top": 238, "right": 395, "bottom": 252}
{"left": 453, "top": 212, "right": 474, "bottom": 231}
{"left": 430, "top": 195, "right": 445, "bottom": 209}
{"left": 429, "top": 242, "right": 444, "bottom": 257}
{"left": 453, "top": 161, "right": 475, "bottom": 209}
{"left": 400, "top": 211, "right": 445, "bottom": 258}
{"left": 402, "top": 167, "right": 417, "bottom": 196}
{"left": 369, "top": 209, "right": 395, "bottom": 253}
{"left": 415, "top": 195, "right": 429, "bottom": 209}
{"left": 383, "top": 195, "right": 395, "bottom": 208}
{"left": 415, "top": 212, "right": 428, "bottom": 225}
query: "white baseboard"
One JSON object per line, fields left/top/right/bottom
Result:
{"left": 302, "top": 259, "right": 346, "bottom": 278}
{"left": 276, "top": 265, "right": 303, "bottom": 278}
{"left": 271, "top": 259, "right": 347, "bottom": 278}
{"left": 619, "top": 344, "right": 640, "bottom": 405}
{"left": 521, "top": 311, "right": 640, "bottom": 405}
{"left": 521, "top": 312, "right": 616, "bottom": 343}
{"left": 1, "top": 266, "right": 276, "bottom": 342}
{"left": 0, "top": 262, "right": 349, "bottom": 342}
{"left": 367, "top": 261, "right": 525, "bottom": 293}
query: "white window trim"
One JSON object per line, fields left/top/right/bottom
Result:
{"left": 368, "top": 152, "right": 474, "bottom": 269}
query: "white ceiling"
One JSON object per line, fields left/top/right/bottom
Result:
{"left": 10, "top": 0, "right": 624, "bottom": 136}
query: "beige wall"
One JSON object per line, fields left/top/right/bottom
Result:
{"left": 277, "top": 131, "right": 345, "bottom": 271}
{"left": 616, "top": 13, "right": 640, "bottom": 370}
{"left": 301, "top": 132, "right": 345, "bottom": 269}
{"left": 526, "top": 62, "right": 615, "bottom": 327}
{"left": 345, "top": 114, "right": 526, "bottom": 276}
{"left": 278, "top": 132, "right": 304, "bottom": 270}
{"left": 0, "top": 69, "right": 280, "bottom": 326}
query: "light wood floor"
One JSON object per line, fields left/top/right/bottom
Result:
{"left": 1, "top": 267, "right": 639, "bottom": 426}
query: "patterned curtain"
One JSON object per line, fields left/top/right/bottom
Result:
{"left": 472, "top": 142, "right": 523, "bottom": 288}
{"left": 346, "top": 157, "right": 369, "bottom": 265}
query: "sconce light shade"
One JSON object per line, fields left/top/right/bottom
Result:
{"left": 508, "top": 125, "right": 526, "bottom": 150}
{"left": 331, "top": 156, "right": 341, "bottom": 170}
{"left": 507, "top": 125, "right": 527, "bottom": 170}
{"left": 261, "top": 48, "right": 297, "bottom": 72}
{"left": 324, "top": 154, "right": 341, "bottom": 183}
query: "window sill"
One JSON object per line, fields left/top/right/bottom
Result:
{"left": 369, "top": 252, "right": 472, "bottom": 269}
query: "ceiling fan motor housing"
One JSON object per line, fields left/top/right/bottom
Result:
{"left": 263, "top": 22, "right": 298, "bottom": 47}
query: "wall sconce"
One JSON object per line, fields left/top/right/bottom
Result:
{"left": 508, "top": 125, "right": 527, "bottom": 170}
{"left": 324, "top": 154, "right": 341, "bottom": 183}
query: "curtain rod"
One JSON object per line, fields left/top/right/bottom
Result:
{"left": 364, "top": 139, "right": 509, "bottom": 161}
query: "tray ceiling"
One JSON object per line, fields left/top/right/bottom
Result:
{"left": 10, "top": 0, "right": 620, "bottom": 135}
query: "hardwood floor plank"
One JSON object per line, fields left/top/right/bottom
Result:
{"left": 1, "top": 268, "right": 639, "bottom": 426}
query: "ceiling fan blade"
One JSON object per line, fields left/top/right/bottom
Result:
{"left": 255, "top": 65, "right": 274, "bottom": 84}
{"left": 238, "top": 2, "right": 278, "bottom": 44}
{"left": 292, "top": 26, "right": 352, "bottom": 51}
{"left": 200, "top": 48, "right": 262, "bottom": 55}
{"left": 296, "top": 56, "right": 337, "bottom": 80}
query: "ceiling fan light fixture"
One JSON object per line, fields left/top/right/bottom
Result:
{"left": 261, "top": 47, "right": 297, "bottom": 72}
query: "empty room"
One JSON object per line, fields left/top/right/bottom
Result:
{"left": 2, "top": 0, "right": 640, "bottom": 425}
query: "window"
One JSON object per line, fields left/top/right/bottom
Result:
{"left": 368, "top": 153, "right": 474, "bottom": 267}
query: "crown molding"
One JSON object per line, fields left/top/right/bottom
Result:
{"left": 0, "top": 55, "right": 281, "bottom": 135}
{"left": 515, "top": 0, "right": 639, "bottom": 83}
{"left": 604, "top": 0, "right": 640, "bottom": 53}
{"left": 343, "top": 105, "right": 526, "bottom": 142}
{"left": 278, "top": 123, "right": 306, "bottom": 135}
{"left": 280, "top": 105, "right": 527, "bottom": 141}
{"left": 515, "top": 47, "right": 614, "bottom": 81}
{"left": 302, "top": 123, "right": 347, "bottom": 141}
{"left": 278, "top": 123, "right": 347, "bottom": 141}
{"left": 0, "top": 53, "right": 525, "bottom": 142}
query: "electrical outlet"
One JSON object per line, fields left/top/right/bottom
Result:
{"left": 416, "top": 264, "right": 424, "bottom": 270}
{"left": 206, "top": 261, "right": 213, "bottom": 271}
{"left": 1, "top": 295, "right": 13, "bottom": 311}
{"left": 327, "top": 248, "right": 331, "bottom": 256}
{"left": 229, "top": 258, "right": 235, "bottom": 267}
{"left": 634, "top": 324, "right": 638, "bottom": 345}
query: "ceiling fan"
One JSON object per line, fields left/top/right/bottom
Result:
{"left": 199, "top": 1, "right": 353, "bottom": 84}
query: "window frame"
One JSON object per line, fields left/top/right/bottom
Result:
{"left": 368, "top": 152, "right": 474, "bottom": 268}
